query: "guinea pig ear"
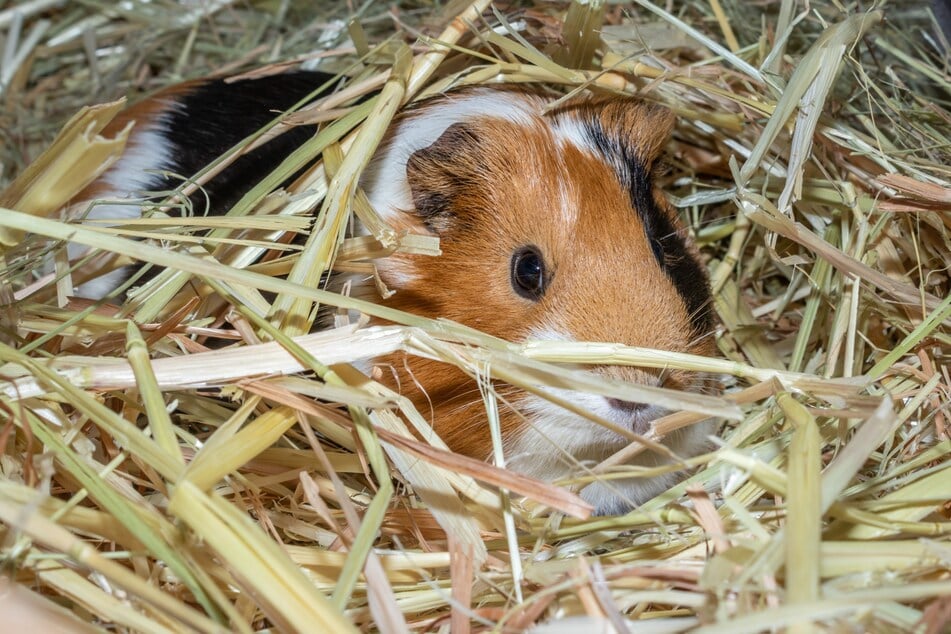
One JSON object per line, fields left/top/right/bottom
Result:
{"left": 404, "top": 122, "right": 482, "bottom": 234}
{"left": 593, "top": 99, "right": 676, "bottom": 166}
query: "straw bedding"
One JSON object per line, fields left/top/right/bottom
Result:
{"left": 0, "top": 1, "right": 949, "bottom": 632}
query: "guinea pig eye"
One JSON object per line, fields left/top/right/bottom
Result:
{"left": 510, "top": 246, "right": 548, "bottom": 301}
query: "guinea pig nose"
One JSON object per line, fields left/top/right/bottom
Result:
{"left": 607, "top": 398, "right": 649, "bottom": 415}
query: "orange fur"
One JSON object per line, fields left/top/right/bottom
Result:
{"left": 371, "top": 96, "right": 716, "bottom": 460}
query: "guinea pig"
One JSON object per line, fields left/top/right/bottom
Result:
{"left": 64, "top": 71, "right": 717, "bottom": 515}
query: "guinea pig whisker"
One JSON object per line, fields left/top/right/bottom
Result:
{"left": 686, "top": 325, "right": 717, "bottom": 350}
{"left": 691, "top": 215, "right": 729, "bottom": 230}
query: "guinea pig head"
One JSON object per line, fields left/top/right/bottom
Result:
{"left": 363, "top": 92, "right": 717, "bottom": 511}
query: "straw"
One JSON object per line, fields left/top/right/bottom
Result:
{"left": 1, "top": 1, "right": 949, "bottom": 631}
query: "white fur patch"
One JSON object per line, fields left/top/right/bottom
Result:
{"left": 504, "top": 327, "right": 714, "bottom": 514}
{"left": 93, "top": 125, "right": 175, "bottom": 217}
{"left": 72, "top": 268, "right": 136, "bottom": 301}
{"left": 504, "top": 327, "right": 635, "bottom": 468}
{"left": 552, "top": 114, "right": 635, "bottom": 204}
{"left": 552, "top": 116, "right": 597, "bottom": 155}
{"left": 550, "top": 117, "right": 613, "bottom": 225}
{"left": 68, "top": 120, "right": 175, "bottom": 298}
{"left": 555, "top": 178, "right": 575, "bottom": 226}
{"left": 360, "top": 90, "right": 545, "bottom": 227}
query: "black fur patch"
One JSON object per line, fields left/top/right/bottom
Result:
{"left": 155, "top": 70, "right": 337, "bottom": 212}
{"left": 587, "top": 122, "right": 713, "bottom": 336}
{"left": 103, "top": 71, "right": 337, "bottom": 295}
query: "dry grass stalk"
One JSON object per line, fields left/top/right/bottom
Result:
{"left": 0, "top": 1, "right": 949, "bottom": 632}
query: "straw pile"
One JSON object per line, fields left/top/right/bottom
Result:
{"left": 1, "top": 1, "right": 949, "bottom": 632}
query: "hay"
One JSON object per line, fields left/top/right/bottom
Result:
{"left": 1, "top": 1, "right": 950, "bottom": 632}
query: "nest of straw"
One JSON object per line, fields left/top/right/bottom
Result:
{"left": 1, "top": 1, "right": 950, "bottom": 632}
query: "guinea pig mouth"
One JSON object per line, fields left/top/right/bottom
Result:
{"left": 604, "top": 399, "right": 669, "bottom": 436}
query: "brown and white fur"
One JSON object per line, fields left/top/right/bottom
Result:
{"left": 65, "top": 73, "right": 718, "bottom": 515}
